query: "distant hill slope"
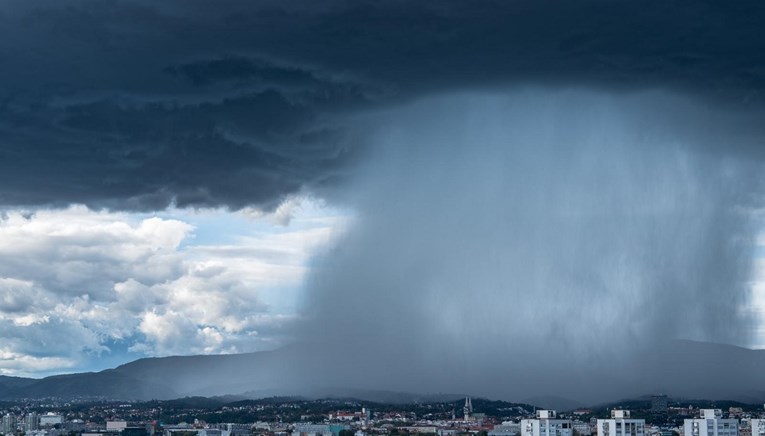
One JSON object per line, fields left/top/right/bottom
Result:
{"left": 0, "top": 371, "right": 178, "bottom": 400}
{"left": 0, "top": 375, "right": 37, "bottom": 389}
{"left": 0, "top": 375, "right": 38, "bottom": 399}
{"left": 637, "top": 340, "right": 765, "bottom": 403}
{"left": 0, "top": 346, "right": 306, "bottom": 401}
{"left": 1, "top": 340, "right": 764, "bottom": 404}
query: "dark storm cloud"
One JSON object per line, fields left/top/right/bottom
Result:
{"left": 2, "top": 0, "right": 765, "bottom": 210}
{"left": 164, "top": 57, "right": 325, "bottom": 88}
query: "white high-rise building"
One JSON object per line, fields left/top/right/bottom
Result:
{"left": 597, "top": 410, "right": 645, "bottom": 436}
{"left": 521, "top": 410, "right": 572, "bottom": 436}
{"left": 2, "top": 414, "right": 16, "bottom": 435}
{"left": 751, "top": 420, "right": 765, "bottom": 436}
{"left": 24, "top": 413, "right": 38, "bottom": 432}
{"left": 684, "top": 409, "right": 738, "bottom": 436}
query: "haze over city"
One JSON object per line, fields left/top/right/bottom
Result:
{"left": 2, "top": 0, "right": 765, "bottom": 405}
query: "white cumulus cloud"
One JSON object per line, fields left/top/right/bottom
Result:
{"left": 0, "top": 201, "right": 348, "bottom": 376}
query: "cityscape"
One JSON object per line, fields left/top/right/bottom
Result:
{"left": 1, "top": 396, "right": 764, "bottom": 436}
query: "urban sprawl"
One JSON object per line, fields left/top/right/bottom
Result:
{"left": 0, "top": 396, "right": 762, "bottom": 436}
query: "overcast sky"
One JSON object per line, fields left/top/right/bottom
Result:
{"left": 2, "top": 0, "right": 765, "bottom": 384}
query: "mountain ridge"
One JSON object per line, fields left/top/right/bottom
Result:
{"left": 1, "top": 340, "right": 764, "bottom": 406}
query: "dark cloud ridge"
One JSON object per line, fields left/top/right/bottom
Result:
{"left": 2, "top": 0, "right": 765, "bottom": 210}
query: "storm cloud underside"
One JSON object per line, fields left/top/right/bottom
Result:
{"left": 3, "top": 0, "right": 765, "bottom": 210}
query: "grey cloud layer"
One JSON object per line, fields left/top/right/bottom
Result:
{"left": 2, "top": 0, "right": 765, "bottom": 210}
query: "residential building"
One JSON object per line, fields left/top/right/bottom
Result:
{"left": 490, "top": 422, "right": 521, "bottom": 436}
{"left": 749, "top": 419, "right": 765, "bottom": 436}
{"left": 24, "top": 413, "right": 38, "bottom": 432}
{"left": 684, "top": 410, "right": 738, "bottom": 436}
{"left": 39, "top": 414, "right": 64, "bottom": 427}
{"left": 521, "top": 410, "right": 572, "bottom": 436}
{"left": 572, "top": 421, "right": 591, "bottom": 436}
{"left": 2, "top": 414, "right": 16, "bottom": 435}
{"left": 293, "top": 424, "right": 332, "bottom": 436}
{"left": 106, "top": 422, "right": 128, "bottom": 432}
{"left": 597, "top": 410, "right": 645, "bottom": 436}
